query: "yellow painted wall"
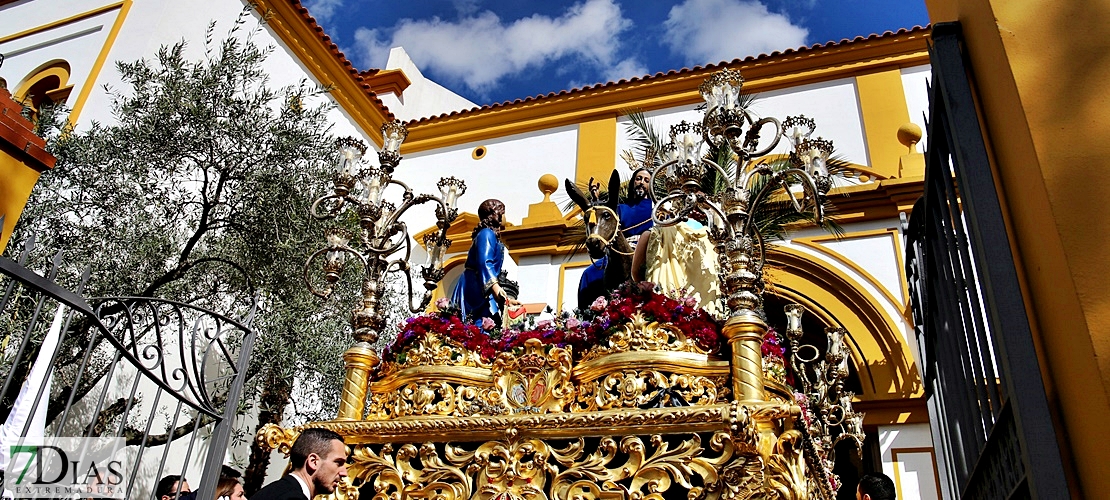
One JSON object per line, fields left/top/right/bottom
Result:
{"left": 574, "top": 115, "right": 617, "bottom": 186}
{"left": 0, "top": 153, "right": 44, "bottom": 253}
{"left": 855, "top": 70, "right": 912, "bottom": 178}
{"left": 926, "top": 0, "right": 1110, "bottom": 495}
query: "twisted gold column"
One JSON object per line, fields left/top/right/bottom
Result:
{"left": 722, "top": 313, "right": 768, "bottom": 402}
{"left": 337, "top": 343, "right": 379, "bottom": 421}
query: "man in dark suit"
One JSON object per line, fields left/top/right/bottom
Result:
{"left": 251, "top": 428, "right": 347, "bottom": 500}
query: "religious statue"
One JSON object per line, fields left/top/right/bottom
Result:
{"left": 450, "top": 199, "right": 519, "bottom": 323}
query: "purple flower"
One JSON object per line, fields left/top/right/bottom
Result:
{"left": 590, "top": 296, "right": 608, "bottom": 312}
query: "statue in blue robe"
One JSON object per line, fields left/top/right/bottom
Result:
{"left": 451, "top": 199, "right": 514, "bottom": 323}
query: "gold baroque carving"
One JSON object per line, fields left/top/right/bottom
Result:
{"left": 580, "top": 313, "right": 713, "bottom": 363}
{"left": 384, "top": 332, "right": 492, "bottom": 371}
{"left": 574, "top": 370, "right": 726, "bottom": 411}
{"left": 346, "top": 432, "right": 747, "bottom": 500}
{"left": 492, "top": 338, "right": 575, "bottom": 413}
{"left": 255, "top": 424, "right": 299, "bottom": 456}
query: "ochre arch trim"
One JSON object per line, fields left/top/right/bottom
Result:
{"left": 766, "top": 246, "right": 922, "bottom": 401}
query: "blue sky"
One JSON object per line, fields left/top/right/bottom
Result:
{"left": 303, "top": 0, "right": 930, "bottom": 106}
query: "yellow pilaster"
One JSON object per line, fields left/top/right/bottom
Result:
{"left": 855, "top": 70, "right": 912, "bottom": 178}
{"left": 574, "top": 115, "right": 617, "bottom": 187}
{"left": 0, "top": 155, "right": 44, "bottom": 253}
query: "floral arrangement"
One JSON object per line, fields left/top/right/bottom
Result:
{"left": 576, "top": 281, "right": 722, "bottom": 353}
{"left": 383, "top": 282, "right": 724, "bottom": 365}
{"left": 762, "top": 327, "right": 789, "bottom": 385}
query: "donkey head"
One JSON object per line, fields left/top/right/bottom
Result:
{"left": 565, "top": 170, "right": 624, "bottom": 258}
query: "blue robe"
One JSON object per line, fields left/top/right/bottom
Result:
{"left": 577, "top": 255, "right": 608, "bottom": 310}
{"left": 451, "top": 227, "right": 506, "bottom": 322}
{"left": 618, "top": 198, "right": 654, "bottom": 239}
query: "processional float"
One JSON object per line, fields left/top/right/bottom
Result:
{"left": 259, "top": 69, "right": 865, "bottom": 499}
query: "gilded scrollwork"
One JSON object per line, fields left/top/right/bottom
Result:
{"left": 255, "top": 423, "right": 299, "bottom": 456}
{"left": 343, "top": 432, "right": 749, "bottom": 500}
{"left": 580, "top": 314, "right": 713, "bottom": 363}
{"left": 387, "top": 332, "right": 492, "bottom": 370}
{"left": 256, "top": 401, "right": 820, "bottom": 499}
{"left": 492, "top": 338, "right": 575, "bottom": 414}
{"left": 764, "top": 430, "right": 810, "bottom": 500}
{"left": 574, "top": 370, "right": 725, "bottom": 411}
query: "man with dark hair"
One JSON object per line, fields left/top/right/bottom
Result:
{"left": 856, "top": 472, "right": 897, "bottom": 500}
{"left": 617, "top": 167, "right": 654, "bottom": 245}
{"left": 155, "top": 475, "right": 190, "bottom": 500}
{"left": 251, "top": 428, "right": 348, "bottom": 500}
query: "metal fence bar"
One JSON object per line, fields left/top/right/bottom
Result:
{"left": 930, "top": 22, "right": 1070, "bottom": 498}
{"left": 0, "top": 239, "right": 257, "bottom": 500}
{"left": 905, "top": 21, "right": 1073, "bottom": 499}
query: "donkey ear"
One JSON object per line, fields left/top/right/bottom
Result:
{"left": 606, "top": 170, "right": 622, "bottom": 210}
{"left": 565, "top": 178, "right": 590, "bottom": 211}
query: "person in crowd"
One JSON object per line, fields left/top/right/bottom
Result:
{"left": 856, "top": 472, "right": 897, "bottom": 500}
{"left": 450, "top": 199, "right": 519, "bottom": 324}
{"left": 220, "top": 466, "right": 241, "bottom": 480}
{"left": 250, "top": 428, "right": 348, "bottom": 500}
{"left": 155, "top": 475, "right": 190, "bottom": 500}
{"left": 214, "top": 476, "right": 246, "bottom": 500}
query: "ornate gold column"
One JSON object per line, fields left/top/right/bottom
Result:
{"left": 336, "top": 342, "right": 379, "bottom": 421}
{"left": 722, "top": 312, "right": 767, "bottom": 402}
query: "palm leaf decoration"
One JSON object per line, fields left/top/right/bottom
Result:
{"left": 619, "top": 108, "right": 847, "bottom": 246}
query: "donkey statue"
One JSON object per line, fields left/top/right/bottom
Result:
{"left": 566, "top": 170, "right": 636, "bottom": 309}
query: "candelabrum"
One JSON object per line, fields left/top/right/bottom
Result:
{"left": 305, "top": 119, "right": 465, "bottom": 420}
{"left": 785, "top": 304, "right": 866, "bottom": 482}
{"left": 648, "top": 68, "right": 836, "bottom": 401}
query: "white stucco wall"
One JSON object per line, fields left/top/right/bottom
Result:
{"left": 376, "top": 46, "right": 476, "bottom": 122}
{"left": 878, "top": 423, "right": 941, "bottom": 500}
{"left": 0, "top": 0, "right": 367, "bottom": 142}
{"left": 901, "top": 65, "right": 931, "bottom": 154}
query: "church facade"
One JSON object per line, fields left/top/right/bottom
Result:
{"left": 0, "top": 1, "right": 940, "bottom": 498}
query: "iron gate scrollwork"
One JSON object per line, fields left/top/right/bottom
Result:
{"left": 902, "top": 22, "right": 1071, "bottom": 500}
{"left": 0, "top": 234, "right": 257, "bottom": 500}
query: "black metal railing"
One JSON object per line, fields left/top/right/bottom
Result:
{"left": 902, "top": 22, "right": 1071, "bottom": 499}
{"left": 0, "top": 233, "right": 257, "bottom": 500}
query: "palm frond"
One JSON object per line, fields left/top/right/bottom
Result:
{"left": 622, "top": 108, "right": 665, "bottom": 170}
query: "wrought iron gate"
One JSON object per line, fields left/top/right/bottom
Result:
{"left": 902, "top": 22, "right": 1071, "bottom": 499}
{"left": 0, "top": 234, "right": 257, "bottom": 500}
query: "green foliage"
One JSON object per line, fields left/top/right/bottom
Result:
{"left": 12, "top": 17, "right": 358, "bottom": 425}
{"left": 618, "top": 108, "right": 846, "bottom": 243}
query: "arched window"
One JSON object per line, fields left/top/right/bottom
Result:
{"left": 14, "top": 60, "right": 73, "bottom": 119}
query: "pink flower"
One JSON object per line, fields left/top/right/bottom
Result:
{"left": 481, "top": 317, "right": 496, "bottom": 331}
{"left": 435, "top": 297, "right": 450, "bottom": 309}
{"left": 590, "top": 296, "right": 607, "bottom": 312}
{"left": 565, "top": 317, "right": 581, "bottom": 329}
{"left": 683, "top": 296, "right": 698, "bottom": 308}
{"left": 536, "top": 319, "right": 554, "bottom": 329}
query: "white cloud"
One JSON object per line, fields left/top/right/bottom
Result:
{"left": 602, "top": 58, "right": 649, "bottom": 84}
{"left": 452, "top": 0, "right": 481, "bottom": 16}
{"left": 662, "top": 0, "right": 808, "bottom": 66}
{"left": 353, "top": 0, "right": 634, "bottom": 95}
{"left": 303, "top": 0, "right": 344, "bottom": 23}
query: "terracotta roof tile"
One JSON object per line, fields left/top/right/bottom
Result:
{"left": 287, "top": 0, "right": 395, "bottom": 121}
{"left": 406, "top": 25, "right": 930, "bottom": 124}
{"left": 0, "top": 89, "right": 56, "bottom": 170}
